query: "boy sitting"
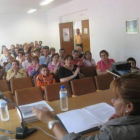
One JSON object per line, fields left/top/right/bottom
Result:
{"left": 36, "top": 64, "right": 56, "bottom": 90}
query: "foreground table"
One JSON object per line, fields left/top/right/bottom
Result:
{"left": 0, "top": 90, "right": 113, "bottom": 140}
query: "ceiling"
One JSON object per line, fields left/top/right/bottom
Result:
{"left": 0, "top": 0, "right": 73, "bottom": 14}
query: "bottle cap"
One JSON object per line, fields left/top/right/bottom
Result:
{"left": 0, "top": 100, "right": 7, "bottom": 107}
{"left": 61, "top": 85, "right": 65, "bottom": 89}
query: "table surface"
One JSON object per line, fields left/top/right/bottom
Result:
{"left": 0, "top": 89, "right": 113, "bottom": 140}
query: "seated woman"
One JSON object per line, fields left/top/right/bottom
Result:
{"left": 48, "top": 53, "right": 64, "bottom": 74}
{"left": 127, "top": 57, "right": 139, "bottom": 71}
{"left": 83, "top": 51, "right": 96, "bottom": 67}
{"left": 16, "top": 51, "right": 25, "bottom": 64}
{"left": 97, "top": 50, "right": 115, "bottom": 75}
{"left": 33, "top": 73, "right": 140, "bottom": 140}
{"left": 27, "top": 56, "right": 40, "bottom": 77}
{"left": 6, "top": 60, "right": 27, "bottom": 81}
{"left": 58, "top": 55, "right": 84, "bottom": 82}
{"left": 36, "top": 64, "right": 56, "bottom": 91}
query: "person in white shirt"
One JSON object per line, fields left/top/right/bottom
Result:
{"left": 22, "top": 52, "right": 32, "bottom": 71}
{"left": 83, "top": 51, "right": 96, "bottom": 67}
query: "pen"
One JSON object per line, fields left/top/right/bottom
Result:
{"left": 0, "top": 128, "right": 13, "bottom": 134}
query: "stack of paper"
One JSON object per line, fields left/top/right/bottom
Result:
{"left": 18, "top": 101, "right": 54, "bottom": 123}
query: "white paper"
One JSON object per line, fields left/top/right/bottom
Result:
{"left": 57, "top": 109, "right": 101, "bottom": 133}
{"left": 18, "top": 101, "right": 54, "bottom": 123}
{"left": 83, "top": 103, "right": 115, "bottom": 123}
{"left": 57, "top": 103, "right": 115, "bottom": 133}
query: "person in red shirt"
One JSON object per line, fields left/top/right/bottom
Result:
{"left": 36, "top": 64, "right": 56, "bottom": 91}
{"left": 72, "top": 50, "right": 84, "bottom": 67}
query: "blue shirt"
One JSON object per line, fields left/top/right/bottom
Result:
{"left": 39, "top": 56, "right": 51, "bottom": 66}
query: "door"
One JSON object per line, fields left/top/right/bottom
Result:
{"left": 59, "top": 22, "right": 74, "bottom": 55}
{"left": 82, "top": 20, "right": 90, "bottom": 52}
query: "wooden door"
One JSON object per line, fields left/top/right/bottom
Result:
{"left": 82, "top": 20, "right": 90, "bottom": 52}
{"left": 59, "top": 22, "right": 74, "bottom": 55}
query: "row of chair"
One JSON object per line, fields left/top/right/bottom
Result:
{"left": 1, "top": 74, "right": 114, "bottom": 109}
{"left": 0, "top": 72, "right": 113, "bottom": 94}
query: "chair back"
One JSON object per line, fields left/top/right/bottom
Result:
{"left": 45, "top": 82, "right": 72, "bottom": 101}
{"left": 3, "top": 91, "right": 15, "bottom": 110}
{"left": 10, "top": 76, "right": 34, "bottom": 94}
{"left": 94, "top": 73, "right": 114, "bottom": 90}
{"left": 0, "top": 80, "right": 10, "bottom": 92}
{"left": 80, "top": 66, "right": 97, "bottom": 77}
{"left": 15, "top": 87, "right": 44, "bottom": 106}
{"left": 70, "top": 77, "right": 96, "bottom": 96}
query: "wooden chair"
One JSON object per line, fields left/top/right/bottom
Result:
{"left": 3, "top": 91, "right": 15, "bottom": 110}
{"left": 44, "top": 82, "right": 72, "bottom": 101}
{"left": 10, "top": 76, "right": 34, "bottom": 95}
{"left": 70, "top": 77, "right": 96, "bottom": 96}
{"left": 0, "top": 80, "right": 10, "bottom": 92}
{"left": 80, "top": 66, "right": 97, "bottom": 77}
{"left": 94, "top": 73, "right": 114, "bottom": 90}
{"left": 15, "top": 87, "right": 44, "bottom": 106}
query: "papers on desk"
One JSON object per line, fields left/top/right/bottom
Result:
{"left": 57, "top": 103, "right": 115, "bottom": 134}
{"left": 18, "top": 101, "right": 54, "bottom": 123}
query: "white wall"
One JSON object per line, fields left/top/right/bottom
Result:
{"left": 46, "top": 0, "right": 140, "bottom": 67}
{"left": 0, "top": 12, "right": 48, "bottom": 48}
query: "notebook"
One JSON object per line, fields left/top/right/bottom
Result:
{"left": 18, "top": 101, "right": 54, "bottom": 123}
{"left": 56, "top": 103, "right": 115, "bottom": 134}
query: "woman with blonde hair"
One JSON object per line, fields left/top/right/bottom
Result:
{"left": 33, "top": 73, "right": 140, "bottom": 140}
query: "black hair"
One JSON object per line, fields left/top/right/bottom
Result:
{"left": 39, "top": 64, "right": 48, "bottom": 71}
{"left": 43, "top": 46, "right": 49, "bottom": 50}
{"left": 127, "top": 57, "right": 136, "bottom": 66}
{"left": 59, "top": 48, "right": 65, "bottom": 52}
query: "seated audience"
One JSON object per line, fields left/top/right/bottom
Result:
{"left": 2, "top": 51, "right": 14, "bottom": 66}
{"left": 36, "top": 64, "right": 56, "bottom": 90}
{"left": 33, "top": 73, "right": 140, "bottom": 140}
{"left": 39, "top": 41, "right": 43, "bottom": 48}
{"left": 127, "top": 57, "right": 139, "bottom": 71}
{"left": 39, "top": 46, "right": 51, "bottom": 66}
{"left": 48, "top": 53, "right": 64, "bottom": 74}
{"left": 49, "top": 47, "right": 56, "bottom": 58}
{"left": 76, "top": 46, "right": 84, "bottom": 58}
{"left": 6, "top": 60, "right": 27, "bottom": 81}
{"left": 5, "top": 57, "right": 22, "bottom": 72}
{"left": 59, "top": 48, "right": 65, "bottom": 63}
{"left": 34, "top": 41, "right": 38, "bottom": 46}
{"left": 27, "top": 56, "right": 40, "bottom": 77}
{"left": 97, "top": 50, "right": 115, "bottom": 75}
{"left": 0, "top": 47, "right": 8, "bottom": 64}
{"left": 14, "top": 47, "right": 19, "bottom": 58}
{"left": 22, "top": 52, "right": 32, "bottom": 71}
{"left": 16, "top": 51, "right": 25, "bottom": 64}
{"left": 83, "top": 51, "right": 96, "bottom": 67}
{"left": 9, "top": 44, "right": 16, "bottom": 58}
{"left": 33, "top": 48, "right": 41, "bottom": 58}
{"left": 23, "top": 44, "right": 29, "bottom": 53}
{"left": 72, "top": 50, "right": 84, "bottom": 67}
{"left": 58, "top": 55, "right": 84, "bottom": 82}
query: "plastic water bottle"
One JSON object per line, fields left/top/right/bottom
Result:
{"left": 0, "top": 99, "right": 10, "bottom": 121}
{"left": 59, "top": 85, "right": 68, "bottom": 111}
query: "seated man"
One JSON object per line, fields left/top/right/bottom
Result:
{"left": 127, "top": 57, "right": 139, "bottom": 71}
{"left": 39, "top": 46, "right": 51, "bottom": 66}
{"left": 72, "top": 50, "right": 84, "bottom": 67}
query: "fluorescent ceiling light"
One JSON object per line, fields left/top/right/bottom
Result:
{"left": 27, "top": 9, "right": 37, "bottom": 13}
{"left": 40, "top": 0, "right": 54, "bottom": 6}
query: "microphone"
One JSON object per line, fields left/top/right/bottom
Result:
{"left": 0, "top": 91, "right": 37, "bottom": 139}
